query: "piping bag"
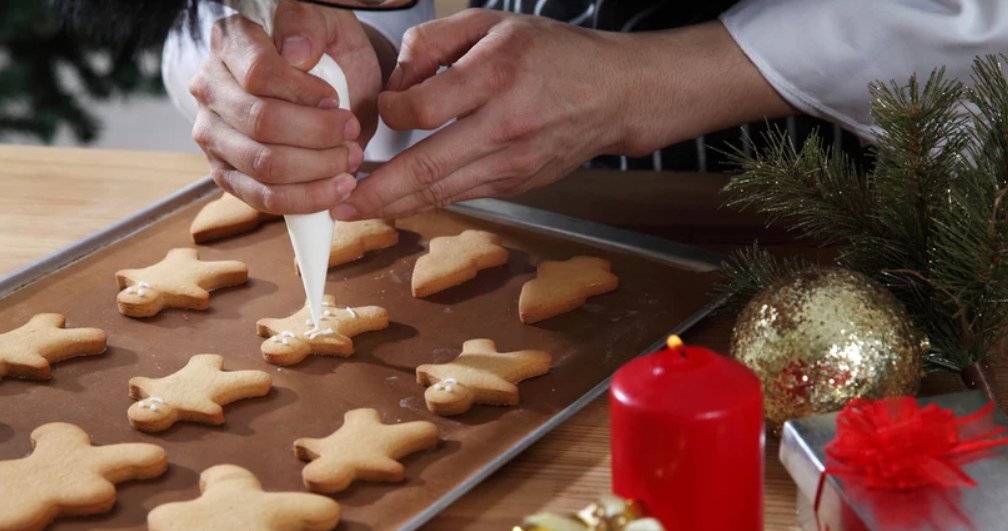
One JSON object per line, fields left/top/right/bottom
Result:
{"left": 233, "top": 1, "right": 348, "bottom": 328}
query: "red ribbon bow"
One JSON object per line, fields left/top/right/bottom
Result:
{"left": 813, "top": 397, "right": 1008, "bottom": 529}
{"left": 826, "top": 397, "right": 1008, "bottom": 488}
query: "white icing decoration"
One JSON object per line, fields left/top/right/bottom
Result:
{"left": 323, "top": 310, "right": 334, "bottom": 318}
{"left": 306, "top": 318, "right": 314, "bottom": 326}
{"left": 345, "top": 307, "right": 357, "bottom": 318}
{"left": 139, "top": 396, "right": 166, "bottom": 412}
{"left": 305, "top": 327, "right": 334, "bottom": 340}
{"left": 272, "top": 331, "right": 296, "bottom": 344}
{"left": 434, "top": 378, "right": 458, "bottom": 393}
{"left": 126, "top": 281, "right": 153, "bottom": 298}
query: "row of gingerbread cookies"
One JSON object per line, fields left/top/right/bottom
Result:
{"left": 186, "top": 192, "right": 620, "bottom": 323}
{"left": 0, "top": 310, "right": 549, "bottom": 419}
{"left": 2, "top": 407, "right": 435, "bottom": 530}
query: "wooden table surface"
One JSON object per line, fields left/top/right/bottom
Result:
{"left": 0, "top": 145, "right": 982, "bottom": 530}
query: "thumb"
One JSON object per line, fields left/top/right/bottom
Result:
{"left": 273, "top": 1, "right": 331, "bottom": 71}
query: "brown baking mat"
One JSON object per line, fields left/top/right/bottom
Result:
{"left": 0, "top": 195, "right": 719, "bottom": 530}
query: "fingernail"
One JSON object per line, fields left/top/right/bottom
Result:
{"left": 318, "top": 97, "right": 340, "bottom": 110}
{"left": 281, "top": 35, "right": 311, "bottom": 67}
{"left": 386, "top": 66, "right": 404, "bottom": 91}
{"left": 334, "top": 174, "right": 357, "bottom": 199}
{"left": 348, "top": 143, "right": 364, "bottom": 172}
{"left": 331, "top": 203, "right": 358, "bottom": 221}
{"left": 344, "top": 117, "right": 360, "bottom": 141}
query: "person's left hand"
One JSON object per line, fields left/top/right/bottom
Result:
{"left": 328, "top": 9, "right": 634, "bottom": 221}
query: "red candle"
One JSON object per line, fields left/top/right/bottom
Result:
{"left": 610, "top": 336, "right": 764, "bottom": 529}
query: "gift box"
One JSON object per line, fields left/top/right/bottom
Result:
{"left": 780, "top": 391, "right": 1008, "bottom": 530}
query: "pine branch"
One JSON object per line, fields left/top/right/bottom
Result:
{"left": 723, "top": 128, "right": 874, "bottom": 245}
{"left": 868, "top": 69, "right": 969, "bottom": 283}
{"left": 714, "top": 244, "right": 819, "bottom": 315}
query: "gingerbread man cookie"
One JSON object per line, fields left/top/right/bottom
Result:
{"left": 128, "top": 354, "right": 272, "bottom": 432}
{"left": 519, "top": 256, "right": 619, "bottom": 324}
{"left": 412, "top": 230, "right": 508, "bottom": 298}
{"left": 293, "top": 408, "right": 439, "bottom": 493}
{"left": 256, "top": 295, "right": 389, "bottom": 366}
{"left": 0, "top": 422, "right": 166, "bottom": 530}
{"left": 115, "top": 247, "right": 249, "bottom": 318}
{"left": 190, "top": 192, "right": 279, "bottom": 243}
{"left": 148, "top": 464, "right": 341, "bottom": 531}
{"left": 416, "top": 339, "right": 552, "bottom": 416}
{"left": 0, "top": 313, "right": 106, "bottom": 381}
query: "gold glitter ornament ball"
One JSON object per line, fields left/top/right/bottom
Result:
{"left": 731, "top": 267, "right": 925, "bottom": 434}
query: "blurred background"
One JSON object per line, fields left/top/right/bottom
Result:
{"left": 0, "top": 0, "right": 466, "bottom": 153}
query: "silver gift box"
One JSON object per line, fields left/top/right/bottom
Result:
{"left": 779, "top": 391, "right": 1008, "bottom": 531}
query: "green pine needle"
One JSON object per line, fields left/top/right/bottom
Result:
{"left": 714, "top": 244, "right": 818, "bottom": 315}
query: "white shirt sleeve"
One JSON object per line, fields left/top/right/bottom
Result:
{"left": 720, "top": 0, "right": 1008, "bottom": 142}
{"left": 161, "top": 0, "right": 435, "bottom": 161}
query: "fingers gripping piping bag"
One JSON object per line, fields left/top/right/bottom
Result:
{"left": 228, "top": 0, "right": 345, "bottom": 328}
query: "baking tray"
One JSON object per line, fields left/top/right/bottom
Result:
{"left": 0, "top": 177, "right": 722, "bottom": 530}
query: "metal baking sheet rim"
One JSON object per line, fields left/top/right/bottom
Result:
{"left": 0, "top": 176, "right": 725, "bottom": 529}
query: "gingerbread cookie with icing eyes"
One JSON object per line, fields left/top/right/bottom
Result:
{"left": 411, "top": 230, "right": 508, "bottom": 298}
{"left": 190, "top": 192, "right": 280, "bottom": 243}
{"left": 293, "top": 408, "right": 439, "bottom": 493}
{"left": 416, "top": 339, "right": 552, "bottom": 416}
{"left": 519, "top": 256, "right": 619, "bottom": 324}
{"left": 0, "top": 422, "right": 166, "bottom": 530}
{"left": 256, "top": 295, "right": 389, "bottom": 366}
{"left": 115, "top": 248, "right": 248, "bottom": 318}
{"left": 0, "top": 313, "right": 106, "bottom": 381}
{"left": 147, "top": 464, "right": 341, "bottom": 531}
{"left": 128, "top": 354, "right": 271, "bottom": 432}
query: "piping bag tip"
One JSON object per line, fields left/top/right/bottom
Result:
{"left": 285, "top": 211, "right": 334, "bottom": 329}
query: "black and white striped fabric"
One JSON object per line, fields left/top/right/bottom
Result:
{"left": 472, "top": 0, "right": 870, "bottom": 172}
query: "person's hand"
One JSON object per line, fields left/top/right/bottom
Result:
{"left": 189, "top": 1, "right": 382, "bottom": 214}
{"left": 329, "top": 9, "right": 629, "bottom": 220}
{"left": 330, "top": 9, "right": 795, "bottom": 221}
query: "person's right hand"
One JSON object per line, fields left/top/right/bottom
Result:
{"left": 189, "top": 2, "right": 382, "bottom": 214}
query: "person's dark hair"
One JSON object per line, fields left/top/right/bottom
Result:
{"left": 49, "top": 0, "right": 216, "bottom": 50}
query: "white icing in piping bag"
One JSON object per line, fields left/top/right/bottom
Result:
{"left": 231, "top": 1, "right": 348, "bottom": 328}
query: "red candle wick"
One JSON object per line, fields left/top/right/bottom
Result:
{"left": 666, "top": 335, "right": 686, "bottom": 359}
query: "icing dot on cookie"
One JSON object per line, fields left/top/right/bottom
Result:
{"left": 126, "top": 281, "right": 153, "bottom": 298}
{"left": 322, "top": 310, "right": 334, "bottom": 318}
{"left": 344, "top": 307, "right": 357, "bottom": 318}
{"left": 140, "top": 396, "right": 167, "bottom": 411}
{"left": 272, "top": 331, "right": 296, "bottom": 344}
{"left": 305, "top": 319, "right": 314, "bottom": 326}
{"left": 434, "top": 378, "right": 458, "bottom": 393}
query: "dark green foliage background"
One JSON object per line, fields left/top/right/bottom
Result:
{"left": 0, "top": 1, "right": 165, "bottom": 143}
